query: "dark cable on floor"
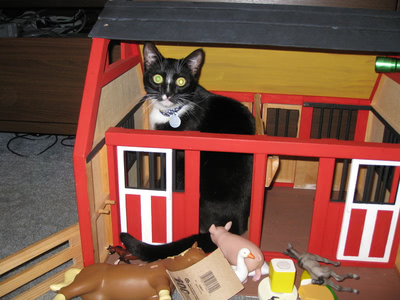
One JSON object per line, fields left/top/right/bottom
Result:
{"left": 61, "top": 136, "right": 75, "bottom": 147}
{"left": 6, "top": 134, "right": 59, "bottom": 157}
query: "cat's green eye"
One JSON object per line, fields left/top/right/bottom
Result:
{"left": 176, "top": 77, "right": 186, "bottom": 87}
{"left": 153, "top": 74, "right": 164, "bottom": 84}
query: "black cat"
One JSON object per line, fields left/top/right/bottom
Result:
{"left": 120, "top": 43, "right": 255, "bottom": 261}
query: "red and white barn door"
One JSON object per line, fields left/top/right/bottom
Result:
{"left": 337, "top": 159, "right": 400, "bottom": 265}
{"left": 117, "top": 146, "right": 173, "bottom": 244}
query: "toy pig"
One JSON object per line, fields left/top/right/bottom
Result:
{"left": 209, "top": 221, "right": 269, "bottom": 281}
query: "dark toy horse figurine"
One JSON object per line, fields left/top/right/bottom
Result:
{"left": 51, "top": 243, "right": 206, "bottom": 300}
{"left": 283, "top": 243, "right": 360, "bottom": 294}
{"left": 107, "top": 245, "right": 137, "bottom": 264}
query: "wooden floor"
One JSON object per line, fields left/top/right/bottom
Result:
{"left": 238, "top": 186, "right": 400, "bottom": 300}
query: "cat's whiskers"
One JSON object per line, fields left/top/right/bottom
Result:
{"left": 131, "top": 96, "right": 154, "bottom": 121}
{"left": 174, "top": 99, "right": 203, "bottom": 123}
{"left": 142, "top": 98, "right": 154, "bottom": 111}
{"left": 185, "top": 109, "right": 202, "bottom": 123}
{"left": 185, "top": 92, "right": 209, "bottom": 108}
{"left": 175, "top": 95, "right": 200, "bottom": 110}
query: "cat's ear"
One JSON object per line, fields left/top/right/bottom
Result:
{"left": 143, "top": 42, "right": 163, "bottom": 70}
{"left": 184, "top": 49, "right": 204, "bottom": 78}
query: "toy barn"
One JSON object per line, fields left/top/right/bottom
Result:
{"left": 74, "top": 0, "right": 400, "bottom": 267}
{"left": 2, "top": 1, "right": 400, "bottom": 299}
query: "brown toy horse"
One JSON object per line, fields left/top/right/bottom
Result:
{"left": 51, "top": 243, "right": 206, "bottom": 300}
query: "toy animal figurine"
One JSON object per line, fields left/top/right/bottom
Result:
{"left": 107, "top": 245, "right": 137, "bottom": 264}
{"left": 209, "top": 221, "right": 269, "bottom": 281}
{"left": 50, "top": 243, "right": 206, "bottom": 300}
{"left": 283, "top": 243, "right": 360, "bottom": 294}
{"left": 232, "top": 248, "right": 255, "bottom": 283}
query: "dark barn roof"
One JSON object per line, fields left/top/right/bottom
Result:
{"left": 89, "top": 0, "right": 400, "bottom": 53}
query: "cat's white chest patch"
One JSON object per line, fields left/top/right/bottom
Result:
{"left": 149, "top": 105, "right": 190, "bottom": 129}
{"left": 150, "top": 107, "right": 170, "bottom": 129}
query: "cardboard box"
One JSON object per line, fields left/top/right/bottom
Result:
{"left": 167, "top": 248, "right": 244, "bottom": 300}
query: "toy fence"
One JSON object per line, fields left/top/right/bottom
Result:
{"left": 73, "top": 0, "right": 400, "bottom": 272}
{"left": 0, "top": 223, "right": 83, "bottom": 299}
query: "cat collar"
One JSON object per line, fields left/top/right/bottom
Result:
{"left": 159, "top": 104, "right": 184, "bottom": 117}
{"left": 160, "top": 104, "right": 184, "bottom": 128}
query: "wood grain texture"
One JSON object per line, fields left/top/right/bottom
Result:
{"left": 93, "top": 66, "right": 145, "bottom": 147}
{"left": 365, "top": 111, "right": 386, "bottom": 143}
{"left": 371, "top": 75, "right": 400, "bottom": 134}
{"left": 0, "top": 223, "right": 83, "bottom": 299}
{"left": 0, "top": 38, "right": 91, "bottom": 134}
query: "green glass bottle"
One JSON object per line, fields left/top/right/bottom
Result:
{"left": 375, "top": 57, "right": 400, "bottom": 73}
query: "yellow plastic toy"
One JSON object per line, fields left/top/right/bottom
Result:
{"left": 269, "top": 258, "right": 296, "bottom": 293}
